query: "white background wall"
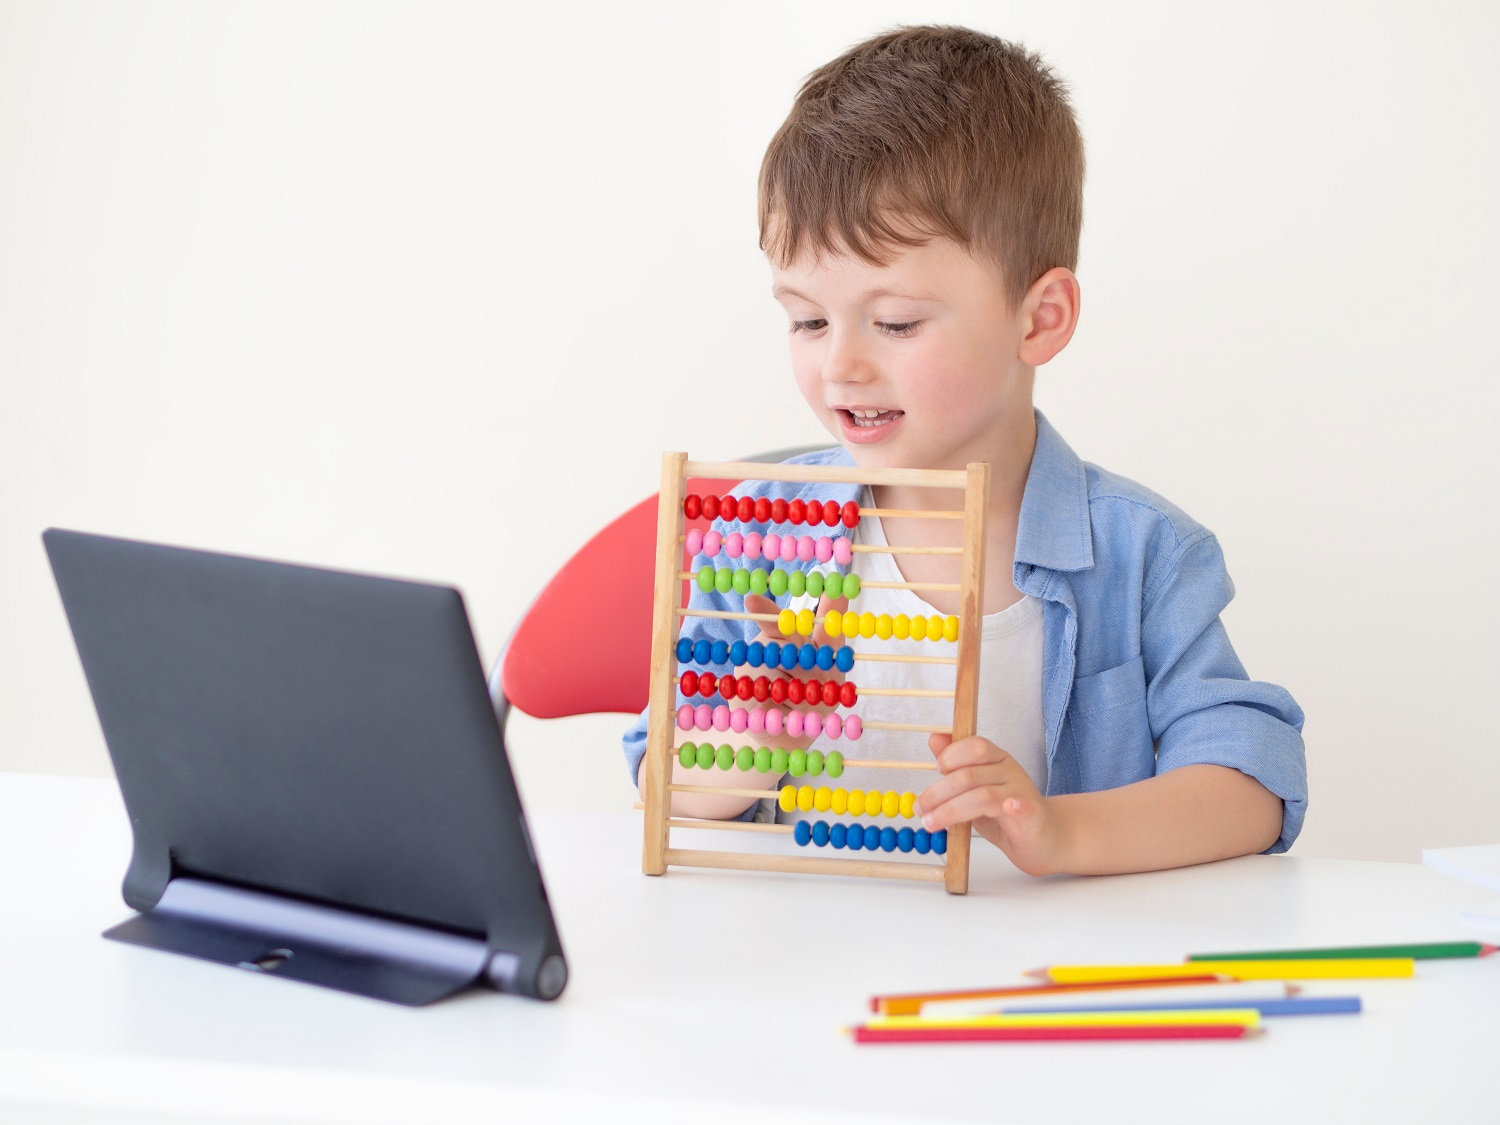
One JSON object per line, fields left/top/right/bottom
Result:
{"left": 3, "top": 0, "right": 1496, "bottom": 862}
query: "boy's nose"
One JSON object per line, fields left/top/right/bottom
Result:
{"left": 821, "top": 330, "right": 874, "bottom": 385}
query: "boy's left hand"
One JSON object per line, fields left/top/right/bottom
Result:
{"left": 913, "top": 733, "right": 1068, "bottom": 876}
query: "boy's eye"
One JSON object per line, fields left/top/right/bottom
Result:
{"left": 790, "top": 319, "right": 827, "bottom": 334}
{"left": 788, "top": 319, "right": 920, "bottom": 337}
{"left": 879, "top": 321, "right": 918, "bottom": 337}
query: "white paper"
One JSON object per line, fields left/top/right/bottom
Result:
{"left": 1422, "top": 843, "right": 1500, "bottom": 895}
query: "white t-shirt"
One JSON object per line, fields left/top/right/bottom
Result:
{"left": 778, "top": 493, "right": 1047, "bottom": 825}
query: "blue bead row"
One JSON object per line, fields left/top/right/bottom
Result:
{"left": 791, "top": 820, "right": 947, "bottom": 855}
{"left": 676, "top": 636, "right": 855, "bottom": 674}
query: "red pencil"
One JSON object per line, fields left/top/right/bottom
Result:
{"left": 870, "top": 974, "right": 1230, "bottom": 1016}
{"left": 853, "top": 1023, "right": 1258, "bottom": 1043}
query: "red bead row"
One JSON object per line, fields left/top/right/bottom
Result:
{"left": 683, "top": 494, "right": 859, "bottom": 529}
{"left": 678, "top": 670, "right": 857, "bottom": 708}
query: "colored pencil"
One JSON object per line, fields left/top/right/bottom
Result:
{"left": 870, "top": 974, "right": 1231, "bottom": 1016}
{"left": 920, "top": 981, "right": 1296, "bottom": 1020}
{"left": 869, "top": 1009, "right": 1262, "bottom": 1031}
{"left": 1001, "top": 996, "right": 1361, "bottom": 1018}
{"left": 1033, "top": 958, "right": 1414, "bottom": 983}
{"left": 852, "top": 1024, "right": 1257, "bottom": 1043}
{"left": 1187, "top": 941, "right": 1496, "bottom": 961}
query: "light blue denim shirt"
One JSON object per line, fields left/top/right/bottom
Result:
{"left": 623, "top": 410, "right": 1308, "bottom": 852}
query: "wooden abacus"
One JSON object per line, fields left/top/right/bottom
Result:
{"left": 640, "top": 453, "right": 988, "bottom": 895}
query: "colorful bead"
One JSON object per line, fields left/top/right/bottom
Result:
{"left": 836, "top": 647, "right": 855, "bottom": 673}
{"left": 677, "top": 705, "right": 694, "bottom": 730}
{"left": 694, "top": 638, "right": 712, "bottom": 665}
{"left": 747, "top": 708, "right": 765, "bottom": 733}
{"left": 944, "top": 616, "right": 960, "bottom": 642}
{"left": 768, "top": 678, "right": 787, "bottom": 704}
{"left": 880, "top": 827, "right": 898, "bottom": 853}
{"left": 754, "top": 747, "right": 771, "bottom": 772}
{"left": 815, "top": 536, "right": 834, "bottom": 563}
{"left": 803, "top": 712, "right": 823, "bottom": 738}
{"left": 845, "top": 715, "right": 862, "bottom": 740}
{"left": 839, "top": 682, "right": 856, "bottom": 708}
{"left": 763, "top": 533, "right": 781, "bottom": 560}
{"left": 715, "top": 568, "right": 733, "bottom": 594}
{"left": 893, "top": 614, "right": 910, "bottom": 640}
{"left": 747, "top": 532, "right": 766, "bottom": 560}
{"left": 825, "top": 572, "right": 844, "bottom": 599}
{"left": 695, "top": 743, "right": 714, "bottom": 769}
{"left": 822, "top": 501, "right": 839, "bottom": 526}
{"left": 910, "top": 615, "right": 927, "bottom": 640}
{"left": 807, "top": 570, "right": 824, "bottom": 597}
{"left": 698, "top": 672, "right": 716, "bottom": 697}
{"left": 747, "top": 642, "right": 765, "bottom": 667}
{"left": 771, "top": 498, "right": 788, "bottom": 523}
{"left": 696, "top": 567, "right": 713, "bottom": 593}
{"left": 736, "top": 497, "right": 754, "bottom": 522}
{"left": 765, "top": 709, "right": 784, "bottom": 736}
{"left": 679, "top": 742, "right": 695, "bottom": 768}
{"left": 897, "top": 827, "right": 915, "bottom": 852}
{"left": 929, "top": 614, "right": 944, "bottom": 640}
{"left": 735, "top": 747, "right": 753, "bottom": 770}
{"left": 848, "top": 789, "right": 866, "bottom": 816}
{"left": 752, "top": 676, "right": 770, "bottom": 702}
{"left": 711, "top": 640, "right": 729, "bottom": 665}
{"left": 824, "top": 609, "right": 842, "bottom": 637}
{"left": 683, "top": 495, "right": 701, "bottom": 520}
{"left": 720, "top": 494, "right": 735, "bottom": 519}
{"left": 814, "top": 786, "right": 832, "bottom": 812}
{"left": 933, "top": 830, "right": 948, "bottom": 855}
{"left": 715, "top": 744, "right": 733, "bottom": 770}
{"left": 769, "top": 569, "right": 788, "bottom": 597}
{"left": 794, "top": 820, "right": 811, "bottom": 846}
{"left": 703, "top": 530, "right": 721, "bottom": 556}
{"left": 797, "top": 643, "right": 815, "bottom": 669}
{"left": 812, "top": 820, "right": 830, "bottom": 847}
{"left": 729, "top": 640, "right": 747, "bottom": 666}
{"left": 711, "top": 705, "right": 730, "bottom": 731}
{"left": 788, "top": 570, "right": 806, "bottom": 597}
{"left": 778, "top": 608, "right": 796, "bottom": 635}
{"left": 788, "top": 499, "right": 806, "bottom": 524}
{"left": 866, "top": 790, "right": 883, "bottom": 816}
{"left": 841, "top": 501, "right": 859, "bottom": 529}
{"left": 846, "top": 824, "right": 865, "bottom": 850}
{"left": 686, "top": 529, "right": 704, "bottom": 557}
{"left": 796, "top": 608, "right": 814, "bottom": 636}
{"left": 779, "top": 785, "right": 796, "bottom": 812}
{"left": 900, "top": 792, "right": 916, "bottom": 819}
{"left": 882, "top": 791, "right": 900, "bottom": 818}
{"left": 729, "top": 708, "right": 748, "bottom": 733}
{"left": 732, "top": 569, "right": 751, "bottom": 596}
{"left": 780, "top": 535, "right": 798, "bottom": 563}
{"left": 677, "top": 637, "right": 693, "bottom": 663}
{"left": 914, "top": 829, "right": 931, "bottom": 854}
{"left": 724, "top": 532, "right": 742, "bottom": 560}
{"left": 797, "top": 785, "right": 815, "bottom": 812}
{"left": 825, "top": 750, "right": 844, "bottom": 778}
{"left": 875, "top": 614, "right": 893, "bottom": 640}
{"left": 771, "top": 747, "right": 789, "bottom": 773}
{"left": 831, "top": 787, "right": 848, "bottom": 813}
{"left": 786, "top": 711, "right": 804, "bottom": 738}
{"left": 807, "top": 749, "right": 824, "bottom": 775}
{"left": 844, "top": 573, "right": 861, "bottom": 598}
{"left": 805, "top": 499, "right": 823, "bottom": 526}
{"left": 797, "top": 535, "right": 816, "bottom": 562}
{"left": 702, "top": 495, "right": 719, "bottom": 519}
{"left": 680, "top": 670, "right": 698, "bottom": 696}
{"left": 824, "top": 713, "right": 842, "bottom": 740}
{"left": 753, "top": 497, "right": 771, "bottom": 523}
{"left": 816, "top": 646, "right": 835, "bottom": 671}
{"left": 834, "top": 538, "right": 854, "bottom": 566}
{"left": 830, "top": 822, "right": 847, "bottom": 848}
{"left": 859, "top": 612, "right": 876, "bottom": 638}
{"left": 788, "top": 749, "right": 806, "bottom": 776}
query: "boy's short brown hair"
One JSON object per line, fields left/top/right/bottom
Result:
{"left": 759, "top": 25, "right": 1084, "bottom": 310}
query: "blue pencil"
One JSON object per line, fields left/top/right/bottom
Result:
{"left": 1002, "top": 996, "right": 1362, "bottom": 1018}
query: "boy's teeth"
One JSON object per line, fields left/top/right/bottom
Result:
{"left": 847, "top": 408, "right": 899, "bottom": 428}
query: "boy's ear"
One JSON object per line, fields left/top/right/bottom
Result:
{"left": 1017, "top": 267, "right": 1080, "bottom": 366}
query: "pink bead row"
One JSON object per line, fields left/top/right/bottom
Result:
{"left": 674, "top": 704, "right": 863, "bottom": 741}
{"left": 685, "top": 529, "right": 854, "bottom": 566}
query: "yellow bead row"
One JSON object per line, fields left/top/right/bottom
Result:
{"left": 774, "top": 608, "right": 959, "bottom": 642}
{"left": 778, "top": 784, "right": 918, "bottom": 819}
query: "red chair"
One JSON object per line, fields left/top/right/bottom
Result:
{"left": 488, "top": 447, "right": 824, "bottom": 732}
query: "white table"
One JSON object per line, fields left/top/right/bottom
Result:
{"left": 2, "top": 774, "right": 1497, "bottom": 1125}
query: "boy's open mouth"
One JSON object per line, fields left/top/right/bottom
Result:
{"left": 839, "top": 408, "right": 904, "bottom": 429}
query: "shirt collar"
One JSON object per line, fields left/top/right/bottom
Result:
{"left": 1014, "top": 409, "right": 1094, "bottom": 573}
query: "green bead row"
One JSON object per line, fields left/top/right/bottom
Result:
{"left": 695, "top": 566, "right": 862, "bottom": 600}
{"left": 677, "top": 741, "right": 845, "bottom": 778}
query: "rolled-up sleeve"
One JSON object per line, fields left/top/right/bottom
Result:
{"left": 1142, "top": 530, "right": 1307, "bottom": 853}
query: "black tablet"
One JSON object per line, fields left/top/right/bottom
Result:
{"left": 43, "top": 527, "right": 567, "bottom": 1005}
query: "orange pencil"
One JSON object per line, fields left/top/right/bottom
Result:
{"left": 871, "top": 974, "right": 1230, "bottom": 1016}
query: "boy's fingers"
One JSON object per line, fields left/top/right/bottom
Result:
{"left": 912, "top": 761, "right": 1019, "bottom": 820}
{"left": 917, "top": 782, "right": 1040, "bottom": 835}
{"left": 743, "top": 593, "right": 786, "bottom": 641}
{"left": 810, "top": 595, "right": 849, "bottom": 649}
{"left": 928, "top": 732, "right": 954, "bottom": 757}
{"left": 933, "top": 735, "right": 1014, "bottom": 773}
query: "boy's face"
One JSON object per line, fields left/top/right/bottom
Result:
{"left": 770, "top": 232, "right": 1034, "bottom": 472}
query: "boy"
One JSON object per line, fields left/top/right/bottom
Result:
{"left": 622, "top": 25, "right": 1305, "bottom": 875}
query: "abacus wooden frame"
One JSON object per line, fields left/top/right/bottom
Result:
{"left": 640, "top": 454, "right": 989, "bottom": 895}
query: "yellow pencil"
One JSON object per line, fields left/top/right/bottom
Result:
{"left": 867, "top": 1008, "right": 1262, "bottom": 1030}
{"left": 1033, "top": 959, "right": 1413, "bottom": 983}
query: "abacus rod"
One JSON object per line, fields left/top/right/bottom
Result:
{"left": 683, "top": 461, "right": 968, "bottom": 489}
{"left": 668, "top": 818, "right": 793, "bottom": 834}
{"left": 674, "top": 570, "right": 960, "bottom": 593}
{"left": 853, "top": 544, "right": 963, "bottom": 556}
{"left": 836, "top": 758, "right": 940, "bottom": 771}
{"left": 665, "top": 847, "right": 947, "bottom": 883}
{"left": 867, "top": 721, "right": 952, "bottom": 733}
{"left": 669, "top": 783, "right": 935, "bottom": 800}
{"left": 642, "top": 452, "right": 690, "bottom": 876}
{"left": 861, "top": 687, "right": 955, "bottom": 698}
{"left": 861, "top": 507, "right": 964, "bottom": 520}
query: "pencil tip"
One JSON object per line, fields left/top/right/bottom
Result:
{"left": 1480, "top": 944, "right": 1499, "bottom": 957}
{"left": 1023, "top": 967, "right": 1046, "bottom": 979}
